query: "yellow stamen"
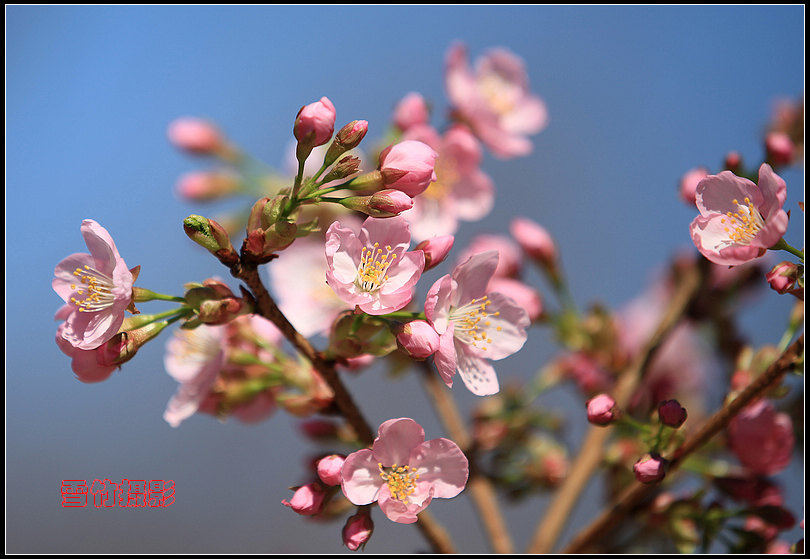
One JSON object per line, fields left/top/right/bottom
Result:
{"left": 69, "top": 265, "right": 115, "bottom": 312}
{"left": 356, "top": 243, "right": 397, "bottom": 292}
{"left": 378, "top": 462, "right": 420, "bottom": 503}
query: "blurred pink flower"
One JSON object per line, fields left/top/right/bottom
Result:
{"left": 53, "top": 220, "right": 135, "bottom": 350}
{"left": 679, "top": 166, "right": 709, "bottom": 207}
{"left": 175, "top": 170, "right": 240, "bottom": 202}
{"left": 392, "top": 91, "right": 430, "bottom": 132}
{"left": 689, "top": 164, "right": 789, "bottom": 266}
{"left": 167, "top": 117, "right": 225, "bottom": 155}
{"left": 728, "top": 399, "right": 794, "bottom": 476}
{"left": 445, "top": 42, "right": 547, "bottom": 158}
{"left": 488, "top": 277, "right": 543, "bottom": 322}
{"left": 325, "top": 216, "right": 424, "bottom": 315}
{"left": 510, "top": 217, "right": 557, "bottom": 268}
{"left": 340, "top": 418, "right": 468, "bottom": 524}
{"left": 425, "top": 251, "right": 530, "bottom": 396}
{"left": 455, "top": 233, "right": 522, "bottom": 279}
{"left": 400, "top": 124, "right": 494, "bottom": 241}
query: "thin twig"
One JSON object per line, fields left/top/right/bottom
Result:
{"left": 419, "top": 361, "right": 515, "bottom": 554}
{"left": 527, "top": 261, "right": 705, "bottom": 553}
{"left": 563, "top": 334, "right": 803, "bottom": 554}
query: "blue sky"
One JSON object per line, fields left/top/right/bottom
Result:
{"left": 7, "top": 5, "right": 804, "bottom": 553}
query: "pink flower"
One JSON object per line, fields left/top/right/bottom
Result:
{"left": 325, "top": 216, "right": 425, "bottom": 315}
{"left": 400, "top": 125, "right": 494, "bottom": 241}
{"left": 689, "top": 164, "right": 789, "bottom": 266}
{"left": 54, "top": 306, "right": 117, "bottom": 383}
{"left": 678, "top": 167, "right": 709, "bottom": 207}
{"left": 415, "top": 235, "right": 455, "bottom": 271}
{"left": 487, "top": 277, "right": 543, "bottom": 322}
{"left": 633, "top": 454, "right": 668, "bottom": 484}
{"left": 728, "top": 399, "right": 794, "bottom": 476}
{"left": 586, "top": 393, "right": 620, "bottom": 426}
{"left": 392, "top": 91, "right": 430, "bottom": 132}
{"left": 445, "top": 42, "right": 547, "bottom": 159}
{"left": 510, "top": 217, "right": 557, "bottom": 267}
{"left": 175, "top": 170, "right": 240, "bottom": 201}
{"left": 282, "top": 482, "right": 327, "bottom": 516}
{"left": 167, "top": 117, "right": 225, "bottom": 155}
{"left": 340, "top": 418, "right": 468, "bottom": 524}
{"left": 379, "top": 140, "right": 438, "bottom": 197}
{"left": 294, "top": 96, "right": 336, "bottom": 148}
{"left": 342, "top": 509, "right": 374, "bottom": 551}
{"left": 316, "top": 454, "right": 346, "bottom": 486}
{"left": 394, "top": 320, "right": 441, "bottom": 359}
{"left": 425, "top": 251, "right": 530, "bottom": 396}
{"left": 53, "top": 220, "right": 135, "bottom": 350}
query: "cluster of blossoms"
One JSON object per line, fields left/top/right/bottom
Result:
{"left": 52, "top": 42, "right": 803, "bottom": 554}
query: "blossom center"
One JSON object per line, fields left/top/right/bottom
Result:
{"left": 422, "top": 156, "right": 459, "bottom": 202}
{"left": 378, "top": 462, "right": 419, "bottom": 503}
{"left": 719, "top": 197, "right": 766, "bottom": 246}
{"left": 450, "top": 295, "right": 501, "bottom": 351}
{"left": 69, "top": 265, "right": 116, "bottom": 312}
{"left": 479, "top": 73, "right": 516, "bottom": 116}
{"left": 356, "top": 243, "right": 397, "bottom": 292}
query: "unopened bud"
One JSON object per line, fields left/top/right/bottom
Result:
{"left": 322, "top": 155, "right": 363, "bottom": 184}
{"left": 415, "top": 235, "right": 454, "bottom": 270}
{"left": 346, "top": 169, "right": 385, "bottom": 192}
{"left": 324, "top": 120, "right": 368, "bottom": 167}
{"left": 99, "top": 321, "right": 170, "bottom": 366}
{"left": 294, "top": 97, "right": 337, "bottom": 163}
{"left": 281, "top": 482, "right": 327, "bottom": 516}
{"left": 658, "top": 399, "right": 688, "bottom": 428}
{"left": 184, "top": 215, "right": 235, "bottom": 260}
{"left": 633, "top": 453, "right": 669, "bottom": 484}
{"left": 586, "top": 393, "right": 621, "bottom": 426}
{"left": 175, "top": 170, "right": 240, "bottom": 201}
{"left": 316, "top": 454, "right": 346, "bottom": 486}
{"left": 394, "top": 320, "right": 440, "bottom": 359}
{"left": 342, "top": 509, "right": 374, "bottom": 551}
{"left": 765, "top": 131, "right": 795, "bottom": 166}
{"left": 766, "top": 261, "right": 802, "bottom": 295}
{"left": 378, "top": 140, "right": 438, "bottom": 197}
{"left": 339, "top": 189, "right": 413, "bottom": 217}
{"left": 167, "top": 117, "right": 225, "bottom": 155}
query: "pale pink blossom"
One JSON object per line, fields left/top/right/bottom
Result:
{"left": 510, "top": 217, "right": 557, "bottom": 267}
{"left": 325, "top": 216, "right": 424, "bottom": 315}
{"left": 342, "top": 509, "right": 374, "bottom": 551}
{"left": 340, "top": 418, "right": 468, "bottom": 524}
{"left": 53, "top": 220, "right": 135, "bottom": 350}
{"left": 316, "top": 454, "right": 346, "bottom": 486}
{"left": 392, "top": 91, "right": 430, "bottom": 132}
{"left": 268, "top": 237, "right": 350, "bottom": 338}
{"left": 633, "top": 454, "right": 668, "bottom": 484}
{"left": 586, "top": 393, "right": 619, "bottom": 425}
{"left": 445, "top": 42, "right": 547, "bottom": 159}
{"left": 54, "top": 306, "right": 117, "bottom": 383}
{"left": 167, "top": 117, "right": 225, "bottom": 155}
{"left": 294, "top": 96, "right": 336, "bottom": 147}
{"left": 379, "top": 140, "right": 438, "bottom": 197}
{"left": 282, "top": 482, "right": 327, "bottom": 516}
{"left": 689, "top": 164, "right": 789, "bottom": 266}
{"left": 395, "top": 320, "right": 441, "bottom": 359}
{"left": 400, "top": 125, "right": 494, "bottom": 241}
{"left": 415, "top": 235, "right": 455, "bottom": 271}
{"left": 728, "top": 399, "right": 794, "bottom": 476}
{"left": 679, "top": 167, "right": 709, "bottom": 207}
{"left": 425, "top": 251, "right": 530, "bottom": 396}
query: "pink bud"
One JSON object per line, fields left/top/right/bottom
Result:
{"left": 175, "top": 171, "right": 240, "bottom": 201}
{"left": 342, "top": 510, "right": 374, "bottom": 551}
{"left": 509, "top": 217, "right": 557, "bottom": 267}
{"left": 678, "top": 167, "right": 709, "bottom": 207}
{"left": 392, "top": 91, "right": 430, "bottom": 131}
{"left": 633, "top": 454, "right": 668, "bottom": 484}
{"left": 415, "top": 235, "right": 455, "bottom": 270}
{"left": 167, "top": 117, "right": 224, "bottom": 155}
{"left": 724, "top": 151, "right": 743, "bottom": 172}
{"left": 765, "top": 131, "right": 795, "bottom": 166}
{"left": 281, "top": 482, "right": 326, "bottom": 516}
{"left": 765, "top": 261, "right": 801, "bottom": 295}
{"left": 586, "top": 393, "right": 620, "bottom": 426}
{"left": 294, "top": 96, "right": 337, "bottom": 148}
{"left": 368, "top": 189, "right": 414, "bottom": 215}
{"left": 395, "top": 320, "right": 440, "bottom": 359}
{"left": 379, "top": 140, "right": 438, "bottom": 197}
{"left": 316, "top": 454, "right": 346, "bottom": 486}
{"left": 658, "top": 399, "right": 688, "bottom": 428}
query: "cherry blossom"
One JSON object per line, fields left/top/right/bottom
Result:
{"left": 325, "top": 216, "right": 424, "bottom": 315}
{"left": 689, "top": 163, "right": 789, "bottom": 266}
{"left": 52, "top": 219, "right": 135, "bottom": 350}
{"left": 425, "top": 251, "right": 530, "bottom": 396}
{"left": 340, "top": 418, "right": 468, "bottom": 524}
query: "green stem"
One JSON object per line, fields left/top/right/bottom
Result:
{"left": 132, "top": 287, "right": 186, "bottom": 303}
{"left": 771, "top": 238, "right": 805, "bottom": 262}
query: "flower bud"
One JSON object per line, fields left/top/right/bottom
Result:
{"left": 677, "top": 167, "right": 709, "bottom": 207}
{"left": 415, "top": 235, "right": 454, "bottom": 270}
{"left": 658, "top": 399, "right": 688, "bottom": 428}
{"left": 586, "top": 393, "right": 620, "bottom": 426}
{"left": 322, "top": 155, "right": 363, "bottom": 184}
{"left": 316, "top": 454, "right": 346, "bottom": 486}
{"left": 183, "top": 215, "right": 237, "bottom": 264}
{"left": 378, "top": 140, "right": 438, "bottom": 197}
{"left": 281, "top": 482, "right": 327, "bottom": 516}
{"left": 394, "top": 320, "right": 440, "bottom": 359}
{"left": 328, "top": 311, "right": 397, "bottom": 359}
{"left": 167, "top": 117, "right": 224, "bottom": 155}
{"left": 633, "top": 453, "right": 668, "bottom": 484}
{"left": 393, "top": 91, "right": 430, "bottom": 131}
{"left": 99, "top": 321, "right": 170, "bottom": 367}
{"left": 175, "top": 170, "right": 240, "bottom": 201}
{"left": 294, "top": 97, "right": 337, "bottom": 161}
{"left": 765, "top": 261, "right": 802, "bottom": 295}
{"left": 339, "top": 189, "right": 414, "bottom": 217}
{"left": 324, "top": 120, "right": 368, "bottom": 167}
{"left": 510, "top": 217, "right": 557, "bottom": 268}
{"left": 765, "top": 131, "right": 795, "bottom": 166}
{"left": 724, "top": 151, "right": 743, "bottom": 173}
{"left": 342, "top": 509, "right": 374, "bottom": 551}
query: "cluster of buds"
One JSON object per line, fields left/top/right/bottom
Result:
{"left": 242, "top": 195, "right": 310, "bottom": 263}
{"left": 327, "top": 311, "right": 397, "bottom": 360}
{"left": 181, "top": 279, "right": 253, "bottom": 328}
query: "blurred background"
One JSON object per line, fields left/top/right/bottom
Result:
{"left": 6, "top": 5, "right": 804, "bottom": 553}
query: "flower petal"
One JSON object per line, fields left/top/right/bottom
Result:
{"left": 81, "top": 219, "right": 121, "bottom": 274}
{"left": 410, "top": 438, "right": 469, "bottom": 499}
{"left": 377, "top": 482, "right": 433, "bottom": 524}
{"left": 455, "top": 343, "right": 500, "bottom": 396}
{"left": 469, "top": 290, "right": 530, "bottom": 360}
{"left": 451, "top": 250, "right": 499, "bottom": 306}
{"left": 425, "top": 275, "right": 455, "bottom": 334}
{"left": 372, "top": 418, "right": 426, "bottom": 467}
{"left": 340, "top": 449, "right": 384, "bottom": 505}
{"left": 433, "top": 324, "right": 458, "bottom": 388}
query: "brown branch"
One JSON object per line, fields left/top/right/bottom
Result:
{"left": 419, "top": 361, "right": 515, "bottom": 554}
{"left": 230, "top": 259, "right": 457, "bottom": 553}
{"left": 563, "top": 334, "right": 803, "bottom": 554}
{"left": 526, "top": 260, "right": 705, "bottom": 553}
